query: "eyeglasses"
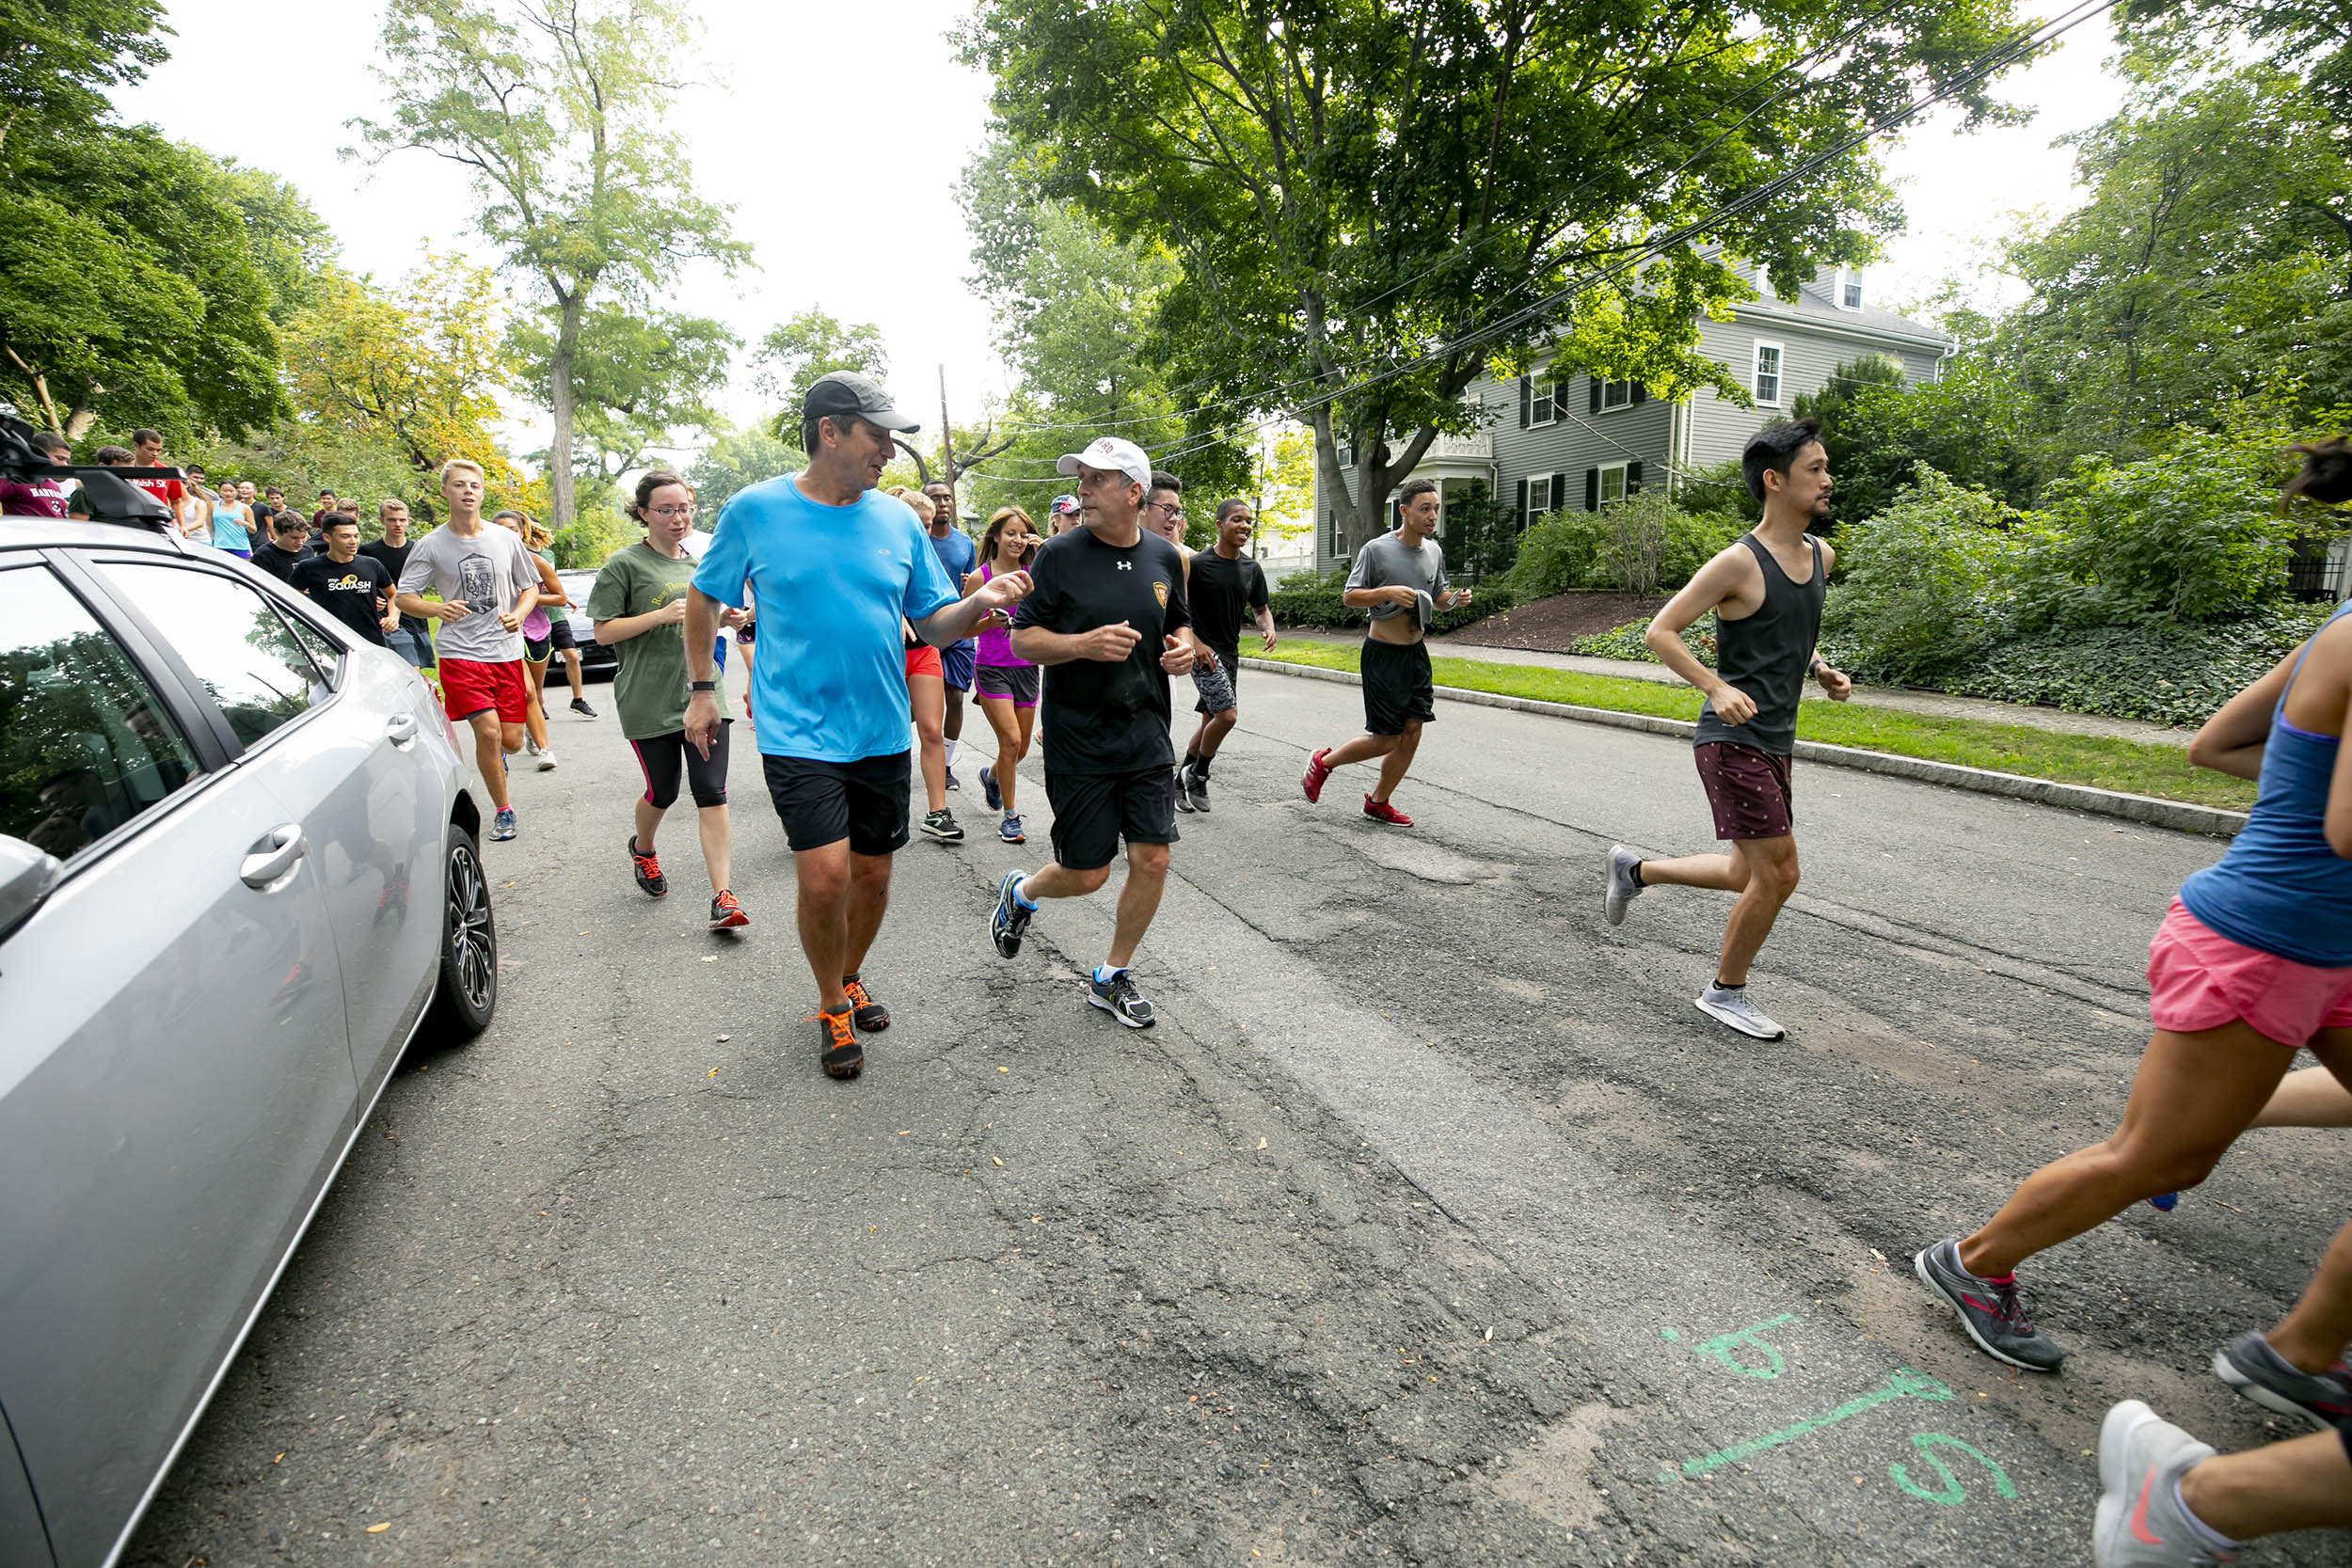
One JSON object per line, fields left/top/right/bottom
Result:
{"left": 1152, "top": 501, "right": 1183, "bottom": 517}
{"left": 649, "top": 504, "right": 697, "bottom": 518}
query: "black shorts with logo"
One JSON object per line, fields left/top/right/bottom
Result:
{"left": 762, "top": 751, "right": 911, "bottom": 856}
{"left": 1360, "top": 637, "right": 1436, "bottom": 736}
{"left": 1044, "top": 765, "right": 1179, "bottom": 873}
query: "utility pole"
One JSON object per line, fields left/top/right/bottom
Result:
{"left": 938, "top": 364, "right": 955, "bottom": 516}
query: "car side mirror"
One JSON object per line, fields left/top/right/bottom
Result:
{"left": 0, "top": 835, "right": 62, "bottom": 942}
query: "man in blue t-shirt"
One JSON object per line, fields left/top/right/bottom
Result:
{"left": 687, "top": 372, "right": 1031, "bottom": 1081}
{"left": 922, "top": 479, "right": 978, "bottom": 790}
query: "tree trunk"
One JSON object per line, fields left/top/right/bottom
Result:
{"left": 548, "top": 288, "right": 583, "bottom": 531}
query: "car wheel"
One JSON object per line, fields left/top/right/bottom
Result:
{"left": 419, "top": 826, "right": 496, "bottom": 1049}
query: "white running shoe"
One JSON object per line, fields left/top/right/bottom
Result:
{"left": 535, "top": 748, "right": 558, "bottom": 771}
{"left": 1694, "top": 982, "right": 1786, "bottom": 1039}
{"left": 1603, "top": 845, "right": 1645, "bottom": 926}
{"left": 2092, "top": 1401, "right": 2230, "bottom": 1566}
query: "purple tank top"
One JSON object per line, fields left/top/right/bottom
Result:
{"left": 976, "top": 562, "right": 1027, "bottom": 667}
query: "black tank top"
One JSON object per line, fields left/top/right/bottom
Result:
{"left": 1692, "top": 532, "right": 1824, "bottom": 757}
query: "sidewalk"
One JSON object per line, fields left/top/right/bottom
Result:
{"left": 1277, "top": 627, "right": 2195, "bottom": 747}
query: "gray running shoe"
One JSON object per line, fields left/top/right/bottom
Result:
{"left": 1185, "top": 765, "right": 1210, "bottom": 814}
{"left": 990, "top": 871, "right": 1032, "bottom": 958}
{"left": 1694, "top": 982, "right": 1785, "bottom": 1039}
{"left": 2092, "top": 1401, "right": 2227, "bottom": 1567}
{"left": 1088, "top": 968, "right": 1156, "bottom": 1028}
{"left": 1172, "top": 762, "right": 1196, "bottom": 814}
{"left": 921, "top": 807, "right": 964, "bottom": 843}
{"left": 1603, "top": 845, "right": 1645, "bottom": 926}
{"left": 1914, "top": 1237, "right": 2067, "bottom": 1371}
{"left": 2214, "top": 1331, "right": 2352, "bottom": 1430}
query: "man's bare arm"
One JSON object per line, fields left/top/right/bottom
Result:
{"left": 1645, "top": 547, "right": 1754, "bottom": 713}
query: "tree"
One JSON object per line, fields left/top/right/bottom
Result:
{"left": 353, "top": 0, "right": 748, "bottom": 531}
{"left": 753, "top": 309, "right": 890, "bottom": 432}
{"left": 1254, "top": 426, "right": 1317, "bottom": 540}
{"left": 687, "top": 422, "right": 803, "bottom": 515}
{"left": 0, "top": 0, "right": 168, "bottom": 159}
{"left": 1797, "top": 351, "right": 2042, "bottom": 523}
{"left": 961, "top": 0, "right": 2035, "bottom": 556}
{"left": 516, "top": 304, "right": 739, "bottom": 483}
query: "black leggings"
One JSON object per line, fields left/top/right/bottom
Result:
{"left": 628, "top": 724, "right": 730, "bottom": 810}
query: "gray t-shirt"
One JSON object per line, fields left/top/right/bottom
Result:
{"left": 395, "top": 524, "right": 537, "bottom": 664}
{"left": 1345, "top": 531, "right": 1451, "bottom": 627}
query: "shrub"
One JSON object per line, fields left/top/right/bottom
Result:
{"left": 1503, "top": 508, "right": 1608, "bottom": 599}
{"left": 1266, "top": 578, "right": 1513, "bottom": 632}
{"left": 1929, "top": 604, "right": 2333, "bottom": 728}
{"left": 1569, "top": 615, "right": 1715, "bottom": 668}
{"left": 1819, "top": 466, "right": 2027, "bottom": 684}
{"left": 1663, "top": 508, "right": 1743, "bottom": 587}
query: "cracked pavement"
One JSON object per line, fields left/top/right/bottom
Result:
{"left": 127, "top": 669, "right": 2350, "bottom": 1566}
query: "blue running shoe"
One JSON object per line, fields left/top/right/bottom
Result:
{"left": 2147, "top": 1192, "right": 2178, "bottom": 1212}
{"left": 980, "top": 765, "right": 1001, "bottom": 811}
{"left": 998, "top": 813, "right": 1025, "bottom": 845}
{"left": 990, "top": 870, "right": 1033, "bottom": 958}
{"left": 490, "top": 806, "right": 517, "bottom": 842}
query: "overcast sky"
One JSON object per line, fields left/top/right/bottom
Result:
{"left": 112, "top": 2, "right": 2124, "bottom": 458}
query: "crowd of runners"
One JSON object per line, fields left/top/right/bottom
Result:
{"left": 23, "top": 374, "right": 2352, "bottom": 1564}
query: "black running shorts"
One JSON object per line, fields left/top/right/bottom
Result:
{"left": 628, "top": 724, "right": 729, "bottom": 810}
{"left": 547, "top": 613, "right": 579, "bottom": 652}
{"left": 1044, "top": 765, "right": 1179, "bottom": 873}
{"left": 1360, "top": 637, "right": 1436, "bottom": 736}
{"left": 762, "top": 751, "right": 910, "bottom": 856}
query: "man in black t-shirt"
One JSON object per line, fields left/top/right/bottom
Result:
{"left": 291, "top": 515, "right": 397, "bottom": 647}
{"left": 990, "top": 436, "right": 1199, "bottom": 1030}
{"left": 358, "top": 499, "right": 435, "bottom": 670}
{"left": 1175, "top": 499, "right": 1276, "bottom": 814}
{"left": 250, "top": 512, "right": 315, "bottom": 583}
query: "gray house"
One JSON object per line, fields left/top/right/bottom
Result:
{"left": 1312, "top": 264, "right": 1954, "bottom": 571}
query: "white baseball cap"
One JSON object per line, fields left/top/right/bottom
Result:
{"left": 1057, "top": 436, "right": 1152, "bottom": 490}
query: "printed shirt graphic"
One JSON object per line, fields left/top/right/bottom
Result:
{"left": 584, "top": 541, "right": 702, "bottom": 740}
{"left": 691, "top": 474, "right": 960, "bottom": 762}
{"left": 396, "top": 525, "right": 537, "bottom": 664}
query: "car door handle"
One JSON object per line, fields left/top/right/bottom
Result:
{"left": 239, "top": 825, "right": 306, "bottom": 890}
{"left": 386, "top": 712, "right": 419, "bottom": 748}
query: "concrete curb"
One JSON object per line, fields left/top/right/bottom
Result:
{"left": 1242, "top": 657, "right": 2248, "bottom": 840}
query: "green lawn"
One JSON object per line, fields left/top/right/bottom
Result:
{"left": 1254, "top": 641, "right": 2255, "bottom": 812}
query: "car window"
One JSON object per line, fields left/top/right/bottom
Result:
{"left": 278, "top": 607, "right": 345, "bottom": 689}
{"left": 96, "top": 561, "right": 332, "bottom": 748}
{"left": 0, "top": 564, "right": 200, "bottom": 862}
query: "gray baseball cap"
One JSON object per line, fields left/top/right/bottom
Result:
{"left": 803, "top": 371, "right": 919, "bottom": 434}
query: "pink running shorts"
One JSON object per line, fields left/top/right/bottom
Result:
{"left": 2147, "top": 897, "right": 2352, "bottom": 1047}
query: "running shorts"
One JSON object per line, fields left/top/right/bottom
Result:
{"left": 1360, "top": 638, "right": 1435, "bottom": 736}
{"left": 437, "top": 657, "right": 531, "bottom": 724}
{"left": 941, "top": 641, "right": 977, "bottom": 692}
{"left": 904, "top": 644, "right": 943, "bottom": 681}
{"left": 763, "top": 752, "right": 910, "bottom": 856}
{"left": 1693, "top": 740, "right": 1793, "bottom": 841}
{"left": 2148, "top": 897, "right": 2352, "bottom": 1047}
{"left": 629, "top": 725, "right": 730, "bottom": 811}
{"left": 546, "top": 614, "right": 578, "bottom": 652}
{"left": 1044, "top": 765, "right": 1179, "bottom": 873}
{"left": 975, "top": 663, "right": 1040, "bottom": 708}
{"left": 1192, "top": 646, "right": 1239, "bottom": 715}
{"left": 523, "top": 632, "right": 552, "bottom": 663}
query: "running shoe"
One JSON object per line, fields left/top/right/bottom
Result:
{"left": 998, "top": 813, "right": 1025, "bottom": 845}
{"left": 1301, "top": 748, "right": 1331, "bottom": 803}
{"left": 991, "top": 871, "right": 1033, "bottom": 958}
{"left": 921, "top": 808, "right": 964, "bottom": 843}
{"left": 2213, "top": 1331, "right": 2352, "bottom": 1429}
{"left": 1184, "top": 763, "right": 1210, "bottom": 815}
{"left": 818, "top": 1008, "right": 863, "bottom": 1080}
{"left": 1173, "top": 762, "right": 1197, "bottom": 815}
{"left": 945, "top": 766, "right": 960, "bottom": 793}
{"left": 2092, "top": 1402, "right": 2226, "bottom": 1567}
{"left": 1914, "top": 1238, "right": 2067, "bottom": 1371}
{"left": 1695, "top": 982, "right": 1785, "bottom": 1038}
{"left": 524, "top": 737, "right": 543, "bottom": 756}
{"left": 2148, "top": 1192, "right": 2180, "bottom": 1212}
{"left": 570, "top": 697, "right": 597, "bottom": 718}
{"left": 707, "top": 889, "right": 749, "bottom": 930}
{"left": 1362, "top": 795, "right": 1412, "bottom": 827}
{"left": 841, "top": 974, "right": 889, "bottom": 1033}
{"left": 629, "top": 836, "right": 667, "bottom": 897}
{"left": 536, "top": 747, "right": 559, "bottom": 771}
{"left": 980, "top": 765, "right": 1001, "bottom": 811}
{"left": 1088, "top": 968, "right": 1156, "bottom": 1029}
{"left": 1603, "top": 845, "right": 1645, "bottom": 926}
{"left": 490, "top": 807, "right": 517, "bottom": 842}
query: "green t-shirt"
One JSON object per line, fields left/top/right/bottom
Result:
{"left": 584, "top": 540, "right": 699, "bottom": 740}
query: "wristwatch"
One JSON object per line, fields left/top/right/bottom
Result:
{"left": 690, "top": 680, "right": 718, "bottom": 692}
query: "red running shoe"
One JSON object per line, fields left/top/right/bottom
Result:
{"left": 707, "top": 889, "right": 750, "bottom": 929}
{"left": 1362, "top": 795, "right": 1413, "bottom": 827}
{"left": 1301, "top": 747, "right": 1332, "bottom": 803}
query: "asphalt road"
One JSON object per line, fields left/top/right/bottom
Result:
{"left": 128, "top": 665, "right": 2350, "bottom": 1567}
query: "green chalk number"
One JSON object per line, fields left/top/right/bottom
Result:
{"left": 1890, "top": 1433, "right": 2017, "bottom": 1506}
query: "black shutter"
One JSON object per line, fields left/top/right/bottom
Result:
{"left": 1588, "top": 375, "right": 1602, "bottom": 414}
{"left": 1518, "top": 375, "right": 1532, "bottom": 429}
{"left": 1583, "top": 468, "right": 1599, "bottom": 512}
{"left": 1513, "top": 476, "right": 1528, "bottom": 525}
{"left": 1631, "top": 384, "right": 1648, "bottom": 406}
{"left": 1628, "top": 461, "right": 1644, "bottom": 494}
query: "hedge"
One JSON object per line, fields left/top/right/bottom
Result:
{"left": 1268, "top": 581, "right": 1515, "bottom": 635}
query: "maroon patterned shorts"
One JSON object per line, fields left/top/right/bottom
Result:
{"left": 1693, "top": 741, "right": 1793, "bottom": 841}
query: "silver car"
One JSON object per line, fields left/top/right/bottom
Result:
{"left": 0, "top": 518, "right": 497, "bottom": 1568}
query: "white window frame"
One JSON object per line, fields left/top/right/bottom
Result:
{"left": 1597, "top": 378, "right": 1633, "bottom": 412}
{"left": 1597, "top": 462, "right": 1629, "bottom": 508}
{"left": 1753, "top": 340, "right": 1784, "bottom": 407}
{"left": 1525, "top": 473, "right": 1552, "bottom": 529}
{"left": 1836, "top": 264, "right": 1864, "bottom": 312}
{"left": 1531, "top": 375, "right": 1555, "bottom": 424}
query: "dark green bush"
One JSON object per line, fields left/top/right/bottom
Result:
{"left": 1817, "top": 466, "right": 2026, "bottom": 683}
{"left": 1569, "top": 615, "right": 1715, "bottom": 667}
{"left": 1268, "top": 580, "right": 1514, "bottom": 633}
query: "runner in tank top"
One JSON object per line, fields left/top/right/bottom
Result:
{"left": 1600, "top": 418, "right": 1851, "bottom": 1041}
{"left": 965, "top": 507, "right": 1041, "bottom": 845}
{"left": 1912, "top": 436, "right": 2352, "bottom": 1382}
